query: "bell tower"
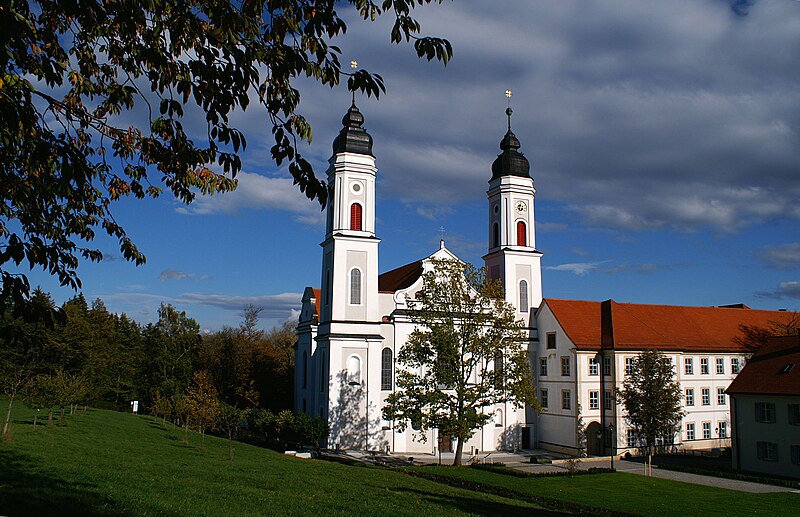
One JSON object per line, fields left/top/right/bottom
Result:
{"left": 483, "top": 106, "right": 543, "bottom": 321}
{"left": 319, "top": 101, "right": 380, "bottom": 324}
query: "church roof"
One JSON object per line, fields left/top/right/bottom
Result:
{"left": 332, "top": 102, "right": 374, "bottom": 156}
{"left": 312, "top": 288, "right": 321, "bottom": 318}
{"left": 490, "top": 108, "right": 530, "bottom": 181}
{"left": 378, "top": 260, "right": 423, "bottom": 293}
{"left": 727, "top": 334, "right": 800, "bottom": 396}
{"left": 541, "top": 298, "right": 797, "bottom": 352}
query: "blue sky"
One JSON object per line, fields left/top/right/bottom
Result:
{"left": 24, "top": 0, "right": 800, "bottom": 331}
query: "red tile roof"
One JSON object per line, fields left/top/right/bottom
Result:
{"left": 542, "top": 298, "right": 797, "bottom": 352}
{"left": 378, "top": 260, "right": 423, "bottom": 293}
{"left": 312, "top": 288, "right": 321, "bottom": 319}
{"left": 726, "top": 334, "right": 800, "bottom": 395}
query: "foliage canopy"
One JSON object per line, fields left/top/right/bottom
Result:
{"left": 382, "top": 259, "right": 537, "bottom": 466}
{"left": 1, "top": 0, "right": 452, "bottom": 310}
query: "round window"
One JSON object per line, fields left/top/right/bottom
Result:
{"left": 351, "top": 182, "right": 363, "bottom": 194}
{"left": 493, "top": 204, "right": 499, "bottom": 214}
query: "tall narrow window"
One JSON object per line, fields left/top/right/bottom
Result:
{"left": 302, "top": 351, "right": 308, "bottom": 389}
{"left": 319, "top": 350, "right": 326, "bottom": 392}
{"left": 494, "top": 351, "right": 504, "bottom": 388}
{"left": 325, "top": 269, "right": 331, "bottom": 305}
{"left": 516, "top": 221, "right": 527, "bottom": 246}
{"left": 381, "top": 348, "right": 393, "bottom": 390}
{"left": 519, "top": 280, "right": 529, "bottom": 313}
{"left": 492, "top": 222, "right": 499, "bottom": 248}
{"left": 349, "top": 268, "right": 362, "bottom": 305}
{"left": 350, "top": 203, "right": 363, "bottom": 231}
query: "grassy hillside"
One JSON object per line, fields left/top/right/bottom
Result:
{"left": 0, "top": 402, "right": 549, "bottom": 516}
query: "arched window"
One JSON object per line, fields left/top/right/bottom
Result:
{"left": 302, "top": 351, "right": 308, "bottom": 389}
{"left": 516, "top": 221, "right": 527, "bottom": 246}
{"left": 495, "top": 408, "right": 503, "bottom": 428}
{"left": 492, "top": 222, "right": 499, "bottom": 248}
{"left": 350, "top": 268, "right": 362, "bottom": 305}
{"left": 381, "top": 348, "right": 393, "bottom": 390}
{"left": 347, "top": 355, "right": 361, "bottom": 385}
{"left": 350, "top": 203, "right": 363, "bottom": 231}
{"left": 494, "top": 351, "right": 504, "bottom": 389}
{"left": 519, "top": 279, "right": 529, "bottom": 313}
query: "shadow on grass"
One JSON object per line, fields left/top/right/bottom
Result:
{"left": 391, "top": 486, "right": 563, "bottom": 516}
{"left": 0, "top": 449, "right": 119, "bottom": 516}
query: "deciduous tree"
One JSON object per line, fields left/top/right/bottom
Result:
{"left": 617, "top": 349, "right": 683, "bottom": 475}
{"left": 1, "top": 0, "right": 452, "bottom": 314}
{"left": 382, "top": 259, "right": 537, "bottom": 466}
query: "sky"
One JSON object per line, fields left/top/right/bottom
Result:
{"left": 24, "top": 0, "right": 800, "bottom": 331}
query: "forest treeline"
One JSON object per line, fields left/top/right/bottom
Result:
{"left": 0, "top": 290, "right": 320, "bottom": 448}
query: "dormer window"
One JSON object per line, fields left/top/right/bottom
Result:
{"left": 780, "top": 363, "right": 796, "bottom": 374}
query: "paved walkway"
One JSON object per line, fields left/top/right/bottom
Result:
{"left": 377, "top": 450, "right": 800, "bottom": 494}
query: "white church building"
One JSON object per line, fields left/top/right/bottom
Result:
{"left": 294, "top": 100, "right": 796, "bottom": 457}
{"left": 294, "top": 101, "right": 541, "bottom": 454}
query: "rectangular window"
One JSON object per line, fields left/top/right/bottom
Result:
{"left": 627, "top": 428, "right": 639, "bottom": 447}
{"left": 561, "top": 389, "right": 571, "bottom": 410}
{"left": 561, "top": 356, "right": 570, "bottom": 376}
{"left": 685, "top": 388, "right": 695, "bottom": 406}
{"left": 731, "top": 358, "right": 740, "bottom": 374}
{"left": 757, "top": 441, "right": 778, "bottom": 462}
{"left": 791, "top": 445, "right": 800, "bottom": 465}
{"left": 755, "top": 402, "right": 776, "bottom": 423}
{"left": 684, "top": 357, "right": 694, "bottom": 375}
{"left": 602, "top": 357, "right": 612, "bottom": 377}
{"left": 539, "top": 358, "right": 548, "bottom": 377}
{"left": 546, "top": 333, "right": 556, "bottom": 349}
{"left": 717, "top": 387, "right": 726, "bottom": 406}
{"left": 589, "top": 391, "right": 599, "bottom": 410}
{"left": 702, "top": 422, "right": 711, "bottom": 439}
{"left": 625, "top": 357, "right": 634, "bottom": 375}
{"left": 588, "top": 357, "right": 599, "bottom": 376}
{"left": 702, "top": 388, "right": 710, "bottom": 406}
{"left": 718, "top": 421, "right": 727, "bottom": 439}
{"left": 686, "top": 422, "right": 695, "bottom": 441}
{"left": 789, "top": 404, "right": 800, "bottom": 425}
{"left": 700, "top": 358, "right": 709, "bottom": 375}
{"left": 540, "top": 388, "right": 548, "bottom": 408}
{"left": 604, "top": 390, "right": 613, "bottom": 410}
{"left": 716, "top": 358, "right": 725, "bottom": 375}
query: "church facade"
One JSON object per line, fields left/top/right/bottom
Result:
{"left": 294, "top": 101, "right": 542, "bottom": 454}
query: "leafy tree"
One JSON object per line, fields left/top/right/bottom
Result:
{"left": 1, "top": 0, "right": 452, "bottom": 313}
{"left": 0, "top": 289, "right": 57, "bottom": 437}
{"left": 217, "top": 402, "right": 244, "bottom": 463}
{"left": 151, "top": 391, "right": 173, "bottom": 427}
{"left": 143, "top": 304, "right": 201, "bottom": 401}
{"left": 617, "top": 349, "right": 683, "bottom": 475}
{"left": 185, "top": 370, "right": 221, "bottom": 450}
{"left": 382, "top": 259, "right": 537, "bottom": 466}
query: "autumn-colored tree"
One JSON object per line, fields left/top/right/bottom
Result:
{"left": 382, "top": 259, "right": 537, "bottom": 466}
{"left": 151, "top": 391, "right": 173, "bottom": 427}
{"left": 2, "top": 0, "right": 452, "bottom": 318}
{"left": 185, "top": 371, "right": 221, "bottom": 450}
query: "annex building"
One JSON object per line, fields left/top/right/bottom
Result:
{"left": 295, "top": 100, "right": 795, "bottom": 457}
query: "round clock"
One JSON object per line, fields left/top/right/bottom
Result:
{"left": 515, "top": 201, "right": 526, "bottom": 213}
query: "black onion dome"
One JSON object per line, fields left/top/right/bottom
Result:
{"left": 332, "top": 102, "right": 374, "bottom": 156}
{"left": 490, "top": 108, "right": 530, "bottom": 181}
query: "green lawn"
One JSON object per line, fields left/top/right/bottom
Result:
{"left": 412, "top": 465, "right": 800, "bottom": 517}
{"left": 4, "top": 401, "right": 799, "bottom": 516}
{"left": 0, "top": 402, "right": 550, "bottom": 516}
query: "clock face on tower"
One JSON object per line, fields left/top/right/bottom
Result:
{"left": 515, "top": 201, "right": 527, "bottom": 213}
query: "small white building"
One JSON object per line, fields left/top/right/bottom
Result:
{"left": 534, "top": 299, "right": 796, "bottom": 456}
{"left": 295, "top": 103, "right": 542, "bottom": 454}
{"left": 727, "top": 334, "right": 800, "bottom": 479}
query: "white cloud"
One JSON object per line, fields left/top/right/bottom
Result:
{"left": 545, "top": 261, "right": 608, "bottom": 276}
{"left": 757, "top": 281, "right": 800, "bottom": 300}
{"left": 759, "top": 242, "right": 800, "bottom": 269}
{"left": 176, "top": 171, "right": 325, "bottom": 226}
